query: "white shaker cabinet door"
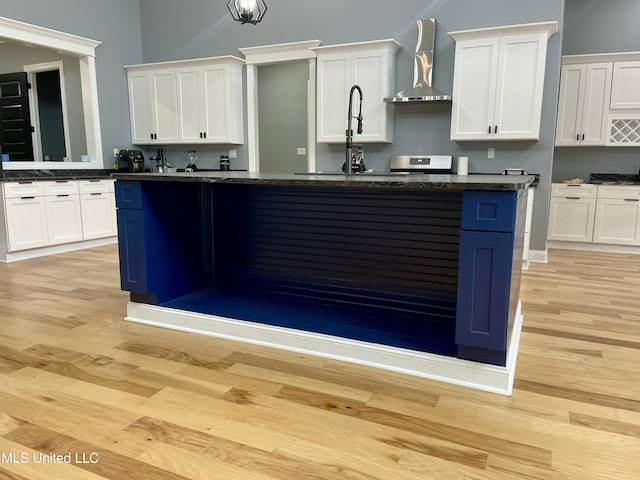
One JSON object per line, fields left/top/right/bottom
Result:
{"left": 352, "top": 53, "right": 392, "bottom": 143}
{"left": 450, "top": 38, "right": 498, "bottom": 140}
{"left": 45, "top": 194, "right": 83, "bottom": 246}
{"left": 128, "top": 69, "right": 178, "bottom": 144}
{"left": 128, "top": 72, "right": 154, "bottom": 144}
{"left": 80, "top": 193, "right": 116, "bottom": 240}
{"left": 547, "top": 197, "right": 596, "bottom": 242}
{"left": 176, "top": 67, "right": 204, "bottom": 143}
{"left": 493, "top": 34, "right": 547, "bottom": 140}
{"left": 555, "top": 62, "right": 612, "bottom": 146}
{"left": 5, "top": 197, "right": 49, "bottom": 251}
{"left": 610, "top": 61, "right": 640, "bottom": 109}
{"left": 593, "top": 198, "right": 640, "bottom": 245}
{"left": 203, "top": 65, "right": 233, "bottom": 143}
{"left": 316, "top": 54, "right": 350, "bottom": 142}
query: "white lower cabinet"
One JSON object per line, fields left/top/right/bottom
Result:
{"left": 549, "top": 183, "right": 640, "bottom": 247}
{"left": 593, "top": 186, "right": 640, "bottom": 245}
{"left": 5, "top": 196, "right": 49, "bottom": 251}
{"left": 80, "top": 193, "right": 115, "bottom": 240}
{"left": 45, "top": 194, "right": 83, "bottom": 245}
{"left": 78, "top": 180, "right": 116, "bottom": 240}
{"left": 2, "top": 179, "right": 117, "bottom": 255}
{"left": 547, "top": 184, "right": 597, "bottom": 242}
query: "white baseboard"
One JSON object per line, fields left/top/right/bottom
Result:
{"left": 126, "top": 300, "right": 524, "bottom": 396}
{"left": 546, "top": 240, "right": 640, "bottom": 255}
{"left": 1, "top": 236, "right": 117, "bottom": 263}
{"left": 527, "top": 249, "right": 548, "bottom": 263}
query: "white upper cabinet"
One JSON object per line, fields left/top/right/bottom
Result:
{"left": 126, "top": 56, "right": 245, "bottom": 145}
{"left": 449, "top": 22, "right": 557, "bottom": 141}
{"left": 610, "top": 61, "right": 640, "bottom": 109}
{"left": 127, "top": 68, "right": 179, "bottom": 144}
{"left": 175, "top": 57, "right": 244, "bottom": 144}
{"left": 312, "top": 40, "right": 400, "bottom": 144}
{"left": 555, "top": 62, "right": 612, "bottom": 146}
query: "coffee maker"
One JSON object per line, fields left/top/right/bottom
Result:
{"left": 115, "top": 150, "right": 144, "bottom": 172}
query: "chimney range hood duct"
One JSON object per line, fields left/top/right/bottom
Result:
{"left": 384, "top": 18, "right": 451, "bottom": 103}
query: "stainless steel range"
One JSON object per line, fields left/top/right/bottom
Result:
{"left": 389, "top": 155, "right": 452, "bottom": 174}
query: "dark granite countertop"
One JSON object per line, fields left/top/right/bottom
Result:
{"left": 589, "top": 173, "right": 640, "bottom": 185}
{"left": 0, "top": 169, "right": 115, "bottom": 182}
{"left": 112, "top": 171, "right": 535, "bottom": 191}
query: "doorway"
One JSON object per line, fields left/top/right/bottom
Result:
{"left": 24, "top": 61, "right": 71, "bottom": 162}
{"left": 240, "top": 40, "right": 320, "bottom": 173}
{"left": 257, "top": 61, "right": 308, "bottom": 174}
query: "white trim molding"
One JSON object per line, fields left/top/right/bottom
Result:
{"left": 0, "top": 236, "right": 116, "bottom": 263}
{"left": 126, "top": 300, "right": 524, "bottom": 396}
{"left": 0, "top": 15, "right": 103, "bottom": 170}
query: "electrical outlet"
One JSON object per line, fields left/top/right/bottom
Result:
{"left": 228, "top": 149, "right": 237, "bottom": 159}
{"left": 113, "top": 148, "right": 119, "bottom": 157}
{"left": 488, "top": 148, "right": 495, "bottom": 159}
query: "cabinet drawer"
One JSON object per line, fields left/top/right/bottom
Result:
{"left": 43, "top": 180, "right": 79, "bottom": 196}
{"left": 551, "top": 183, "right": 597, "bottom": 198}
{"left": 79, "top": 179, "right": 111, "bottom": 194}
{"left": 597, "top": 185, "right": 640, "bottom": 200}
{"left": 461, "top": 191, "right": 517, "bottom": 232}
{"left": 115, "top": 180, "right": 143, "bottom": 209}
{"left": 3, "top": 181, "right": 45, "bottom": 199}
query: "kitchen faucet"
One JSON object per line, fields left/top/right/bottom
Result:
{"left": 345, "top": 84, "right": 363, "bottom": 174}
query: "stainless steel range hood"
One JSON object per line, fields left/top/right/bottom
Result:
{"left": 384, "top": 18, "right": 451, "bottom": 103}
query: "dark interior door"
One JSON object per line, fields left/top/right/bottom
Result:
{"left": 0, "top": 72, "right": 34, "bottom": 161}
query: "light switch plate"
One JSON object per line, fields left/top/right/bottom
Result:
{"left": 296, "top": 147, "right": 307, "bottom": 156}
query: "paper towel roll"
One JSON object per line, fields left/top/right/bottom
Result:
{"left": 457, "top": 156, "right": 468, "bottom": 175}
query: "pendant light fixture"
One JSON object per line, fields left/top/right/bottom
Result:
{"left": 227, "top": 0, "right": 267, "bottom": 25}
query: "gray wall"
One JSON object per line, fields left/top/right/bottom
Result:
{"left": 553, "top": 0, "right": 640, "bottom": 183}
{"left": 0, "top": 42, "right": 86, "bottom": 162}
{"left": 0, "top": 0, "right": 144, "bottom": 167}
{"left": 139, "top": 0, "right": 565, "bottom": 252}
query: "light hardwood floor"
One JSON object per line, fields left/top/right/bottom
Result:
{"left": 0, "top": 245, "right": 638, "bottom": 479}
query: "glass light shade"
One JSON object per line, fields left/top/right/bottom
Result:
{"left": 227, "top": 0, "right": 267, "bottom": 25}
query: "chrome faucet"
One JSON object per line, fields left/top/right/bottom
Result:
{"left": 345, "top": 84, "right": 363, "bottom": 174}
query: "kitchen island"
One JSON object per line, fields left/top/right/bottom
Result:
{"left": 114, "top": 172, "right": 533, "bottom": 394}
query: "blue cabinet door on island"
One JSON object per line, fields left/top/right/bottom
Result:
{"left": 117, "top": 208, "right": 148, "bottom": 293}
{"left": 455, "top": 190, "right": 525, "bottom": 366}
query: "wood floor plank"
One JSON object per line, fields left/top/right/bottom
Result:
{"left": 4, "top": 423, "right": 192, "bottom": 480}
{"left": 1, "top": 245, "right": 639, "bottom": 478}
